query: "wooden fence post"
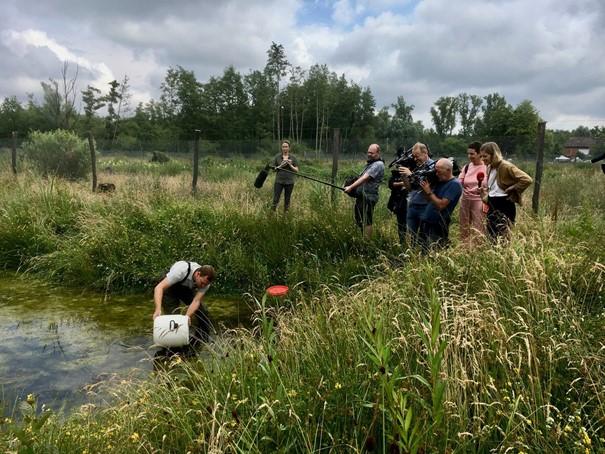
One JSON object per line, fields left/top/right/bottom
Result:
{"left": 88, "top": 132, "right": 97, "bottom": 192}
{"left": 532, "top": 121, "right": 546, "bottom": 215}
{"left": 11, "top": 131, "right": 17, "bottom": 175}
{"left": 192, "top": 130, "right": 200, "bottom": 195}
{"left": 331, "top": 128, "right": 341, "bottom": 204}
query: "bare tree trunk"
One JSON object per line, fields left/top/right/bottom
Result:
{"left": 61, "top": 62, "right": 79, "bottom": 129}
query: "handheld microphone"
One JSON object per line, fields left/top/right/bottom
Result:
{"left": 477, "top": 171, "right": 485, "bottom": 188}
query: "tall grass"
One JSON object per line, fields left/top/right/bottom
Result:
{"left": 0, "top": 159, "right": 604, "bottom": 452}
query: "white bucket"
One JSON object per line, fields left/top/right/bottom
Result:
{"left": 153, "top": 315, "right": 190, "bottom": 347}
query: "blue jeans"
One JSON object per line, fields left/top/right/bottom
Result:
{"left": 407, "top": 203, "right": 427, "bottom": 242}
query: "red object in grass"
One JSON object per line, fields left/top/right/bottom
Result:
{"left": 266, "top": 285, "right": 289, "bottom": 297}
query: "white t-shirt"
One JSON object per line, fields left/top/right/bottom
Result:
{"left": 486, "top": 168, "right": 508, "bottom": 198}
{"left": 165, "top": 261, "right": 209, "bottom": 294}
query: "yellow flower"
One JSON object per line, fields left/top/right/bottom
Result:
{"left": 287, "top": 389, "right": 298, "bottom": 398}
{"left": 334, "top": 382, "right": 342, "bottom": 390}
{"left": 26, "top": 394, "right": 36, "bottom": 405}
{"left": 130, "top": 432, "right": 140, "bottom": 442}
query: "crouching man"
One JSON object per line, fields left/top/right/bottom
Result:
{"left": 153, "top": 261, "right": 216, "bottom": 345}
{"left": 418, "top": 158, "right": 462, "bottom": 249}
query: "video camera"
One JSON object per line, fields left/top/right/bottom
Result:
{"left": 409, "top": 161, "right": 438, "bottom": 189}
{"left": 388, "top": 146, "right": 416, "bottom": 175}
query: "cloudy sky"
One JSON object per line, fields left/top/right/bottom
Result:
{"left": 2, "top": 0, "right": 604, "bottom": 131}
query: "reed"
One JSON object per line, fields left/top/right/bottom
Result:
{"left": 0, "top": 158, "right": 604, "bottom": 452}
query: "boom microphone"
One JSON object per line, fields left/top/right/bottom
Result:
{"left": 476, "top": 171, "right": 485, "bottom": 188}
{"left": 590, "top": 151, "right": 605, "bottom": 164}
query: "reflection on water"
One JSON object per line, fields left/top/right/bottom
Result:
{"left": 0, "top": 274, "right": 252, "bottom": 416}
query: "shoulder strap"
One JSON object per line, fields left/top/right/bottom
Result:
{"left": 177, "top": 261, "right": 191, "bottom": 285}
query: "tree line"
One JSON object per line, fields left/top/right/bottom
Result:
{"left": 0, "top": 42, "right": 603, "bottom": 158}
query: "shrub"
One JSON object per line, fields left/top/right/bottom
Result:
{"left": 23, "top": 130, "right": 90, "bottom": 180}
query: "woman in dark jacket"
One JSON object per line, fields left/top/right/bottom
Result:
{"left": 271, "top": 140, "right": 299, "bottom": 212}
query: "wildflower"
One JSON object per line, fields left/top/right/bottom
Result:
{"left": 130, "top": 432, "right": 140, "bottom": 442}
{"left": 26, "top": 394, "right": 36, "bottom": 405}
{"left": 335, "top": 382, "right": 342, "bottom": 390}
{"left": 546, "top": 416, "right": 555, "bottom": 427}
{"left": 287, "top": 389, "right": 298, "bottom": 398}
{"left": 564, "top": 425, "right": 573, "bottom": 433}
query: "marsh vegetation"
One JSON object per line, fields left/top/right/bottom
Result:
{"left": 0, "top": 150, "right": 604, "bottom": 452}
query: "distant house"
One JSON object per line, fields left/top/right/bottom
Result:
{"left": 563, "top": 137, "right": 596, "bottom": 160}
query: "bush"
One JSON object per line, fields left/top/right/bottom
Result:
{"left": 23, "top": 130, "right": 90, "bottom": 180}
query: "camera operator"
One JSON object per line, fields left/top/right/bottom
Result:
{"left": 344, "top": 143, "right": 385, "bottom": 238}
{"left": 399, "top": 142, "right": 434, "bottom": 243}
{"left": 387, "top": 146, "right": 409, "bottom": 244}
{"left": 418, "top": 158, "right": 462, "bottom": 249}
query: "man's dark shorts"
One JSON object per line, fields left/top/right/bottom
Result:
{"left": 162, "top": 285, "right": 212, "bottom": 345}
{"left": 354, "top": 196, "right": 377, "bottom": 227}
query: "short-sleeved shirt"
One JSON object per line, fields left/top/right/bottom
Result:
{"left": 408, "top": 158, "right": 435, "bottom": 206}
{"left": 359, "top": 159, "right": 385, "bottom": 202}
{"left": 273, "top": 153, "right": 299, "bottom": 185}
{"left": 420, "top": 178, "right": 462, "bottom": 226}
{"left": 165, "top": 261, "right": 210, "bottom": 295}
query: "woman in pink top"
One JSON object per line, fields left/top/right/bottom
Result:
{"left": 458, "top": 141, "right": 487, "bottom": 241}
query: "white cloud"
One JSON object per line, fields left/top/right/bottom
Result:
{"left": 0, "top": 0, "right": 603, "bottom": 130}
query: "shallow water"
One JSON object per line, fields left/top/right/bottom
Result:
{"left": 0, "top": 274, "right": 253, "bottom": 416}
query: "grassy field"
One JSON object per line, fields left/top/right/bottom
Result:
{"left": 1, "top": 151, "right": 604, "bottom": 452}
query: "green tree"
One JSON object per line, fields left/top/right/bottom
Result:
{"left": 0, "top": 97, "right": 25, "bottom": 136}
{"left": 475, "top": 93, "right": 514, "bottom": 153}
{"left": 456, "top": 93, "right": 482, "bottom": 137}
{"left": 389, "top": 96, "right": 423, "bottom": 146}
{"left": 430, "top": 96, "right": 458, "bottom": 137}
{"left": 510, "top": 99, "right": 540, "bottom": 157}
{"left": 160, "top": 66, "right": 204, "bottom": 141}
{"left": 264, "top": 42, "right": 290, "bottom": 141}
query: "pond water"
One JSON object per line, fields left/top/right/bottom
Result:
{"left": 0, "top": 274, "right": 253, "bottom": 416}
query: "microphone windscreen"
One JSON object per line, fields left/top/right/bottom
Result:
{"left": 477, "top": 171, "right": 485, "bottom": 186}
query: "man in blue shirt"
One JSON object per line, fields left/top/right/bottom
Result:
{"left": 344, "top": 143, "right": 385, "bottom": 238}
{"left": 418, "top": 158, "right": 462, "bottom": 249}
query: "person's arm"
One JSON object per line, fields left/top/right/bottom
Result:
{"left": 185, "top": 291, "right": 206, "bottom": 324}
{"left": 399, "top": 167, "right": 413, "bottom": 190}
{"left": 287, "top": 156, "right": 299, "bottom": 172}
{"left": 420, "top": 180, "right": 451, "bottom": 211}
{"left": 344, "top": 173, "right": 371, "bottom": 193}
{"left": 153, "top": 277, "right": 172, "bottom": 319}
{"left": 505, "top": 165, "right": 533, "bottom": 194}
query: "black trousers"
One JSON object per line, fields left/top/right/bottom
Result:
{"left": 394, "top": 205, "right": 408, "bottom": 244}
{"left": 419, "top": 220, "right": 450, "bottom": 250}
{"left": 487, "top": 196, "right": 516, "bottom": 239}
{"left": 272, "top": 183, "right": 294, "bottom": 211}
{"left": 163, "top": 285, "right": 212, "bottom": 345}
{"left": 354, "top": 196, "right": 377, "bottom": 228}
